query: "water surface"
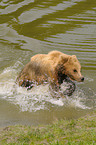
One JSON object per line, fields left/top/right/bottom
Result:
{"left": 0, "top": 0, "right": 96, "bottom": 127}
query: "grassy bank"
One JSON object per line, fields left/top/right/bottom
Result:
{"left": 0, "top": 112, "right": 96, "bottom": 145}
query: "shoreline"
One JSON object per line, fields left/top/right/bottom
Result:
{"left": 0, "top": 111, "right": 96, "bottom": 144}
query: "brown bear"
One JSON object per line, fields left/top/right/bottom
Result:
{"left": 16, "top": 50, "right": 84, "bottom": 97}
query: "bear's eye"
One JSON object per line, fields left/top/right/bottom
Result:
{"left": 73, "top": 69, "right": 77, "bottom": 73}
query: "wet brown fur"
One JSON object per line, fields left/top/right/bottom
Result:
{"left": 17, "top": 51, "right": 84, "bottom": 97}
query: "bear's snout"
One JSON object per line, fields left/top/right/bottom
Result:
{"left": 81, "top": 76, "right": 84, "bottom": 82}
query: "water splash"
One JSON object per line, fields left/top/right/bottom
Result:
{"left": 0, "top": 62, "right": 94, "bottom": 112}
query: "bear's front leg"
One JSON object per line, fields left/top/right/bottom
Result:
{"left": 63, "top": 77, "right": 76, "bottom": 96}
{"left": 49, "top": 82, "right": 65, "bottom": 98}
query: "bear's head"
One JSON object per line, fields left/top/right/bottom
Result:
{"left": 59, "top": 54, "right": 84, "bottom": 82}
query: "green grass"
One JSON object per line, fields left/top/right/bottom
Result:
{"left": 0, "top": 112, "right": 96, "bottom": 145}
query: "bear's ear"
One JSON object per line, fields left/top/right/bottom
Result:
{"left": 60, "top": 55, "right": 69, "bottom": 63}
{"left": 71, "top": 55, "right": 77, "bottom": 62}
{"left": 72, "top": 55, "right": 76, "bottom": 58}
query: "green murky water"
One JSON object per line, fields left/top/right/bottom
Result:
{"left": 0, "top": 0, "right": 96, "bottom": 127}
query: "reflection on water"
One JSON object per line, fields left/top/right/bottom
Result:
{"left": 0, "top": 0, "right": 96, "bottom": 127}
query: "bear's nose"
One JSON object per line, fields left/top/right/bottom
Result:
{"left": 81, "top": 77, "right": 84, "bottom": 82}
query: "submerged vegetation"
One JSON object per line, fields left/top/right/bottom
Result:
{"left": 0, "top": 111, "right": 96, "bottom": 145}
